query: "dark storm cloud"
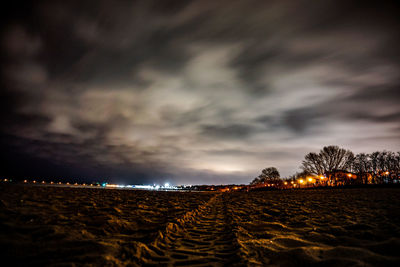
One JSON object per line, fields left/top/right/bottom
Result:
{"left": 281, "top": 108, "right": 323, "bottom": 134}
{"left": 1, "top": 0, "right": 399, "bottom": 184}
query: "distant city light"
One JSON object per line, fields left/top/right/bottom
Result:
{"left": 134, "top": 185, "right": 153, "bottom": 189}
{"left": 5, "top": 178, "right": 180, "bottom": 191}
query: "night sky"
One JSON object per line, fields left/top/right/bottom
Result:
{"left": 1, "top": 0, "right": 399, "bottom": 185}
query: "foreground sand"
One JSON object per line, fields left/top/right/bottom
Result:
{"left": 0, "top": 185, "right": 399, "bottom": 266}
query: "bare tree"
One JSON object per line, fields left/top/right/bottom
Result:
{"left": 377, "top": 151, "right": 398, "bottom": 183}
{"left": 369, "top": 151, "right": 380, "bottom": 183}
{"left": 302, "top": 145, "right": 354, "bottom": 175}
{"left": 251, "top": 167, "right": 281, "bottom": 185}
{"left": 352, "top": 153, "right": 371, "bottom": 184}
{"left": 395, "top": 152, "right": 400, "bottom": 176}
{"left": 250, "top": 177, "right": 260, "bottom": 185}
{"left": 378, "top": 151, "right": 389, "bottom": 172}
{"left": 302, "top": 152, "right": 324, "bottom": 175}
{"left": 354, "top": 151, "right": 399, "bottom": 184}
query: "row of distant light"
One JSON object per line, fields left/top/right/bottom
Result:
{"left": 104, "top": 183, "right": 176, "bottom": 189}
{"left": 297, "top": 172, "right": 389, "bottom": 183}
{"left": 291, "top": 176, "right": 325, "bottom": 186}
{"left": 262, "top": 176, "right": 326, "bottom": 187}
{"left": 0, "top": 179, "right": 176, "bottom": 190}
{"left": 2, "top": 177, "right": 313, "bottom": 188}
{"left": 0, "top": 178, "right": 100, "bottom": 186}
{"left": 23, "top": 180, "right": 101, "bottom": 186}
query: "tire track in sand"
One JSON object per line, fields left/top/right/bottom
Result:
{"left": 138, "top": 194, "right": 244, "bottom": 266}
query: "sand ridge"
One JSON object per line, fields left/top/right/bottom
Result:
{"left": 227, "top": 189, "right": 400, "bottom": 266}
{"left": 1, "top": 185, "right": 400, "bottom": 266}
{"left": 0, "top": 185, "right": 214, "bottom": 265}
{"left": 137, "top": 193, "right": 244, "bottom": 266}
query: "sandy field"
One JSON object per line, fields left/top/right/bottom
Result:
{"left": 0, "top": 185, "right": 399, "bottom": 266}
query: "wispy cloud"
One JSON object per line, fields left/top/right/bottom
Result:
{"left": 1, "top": 0, "right": 399, "bottom": 184}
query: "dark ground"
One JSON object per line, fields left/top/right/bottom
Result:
{"left": 0, "top": 184, "right": 399, "bottom": 266}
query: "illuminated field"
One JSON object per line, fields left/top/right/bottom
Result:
{"left": 0, "top": 185, "right": 399, "bottom": 265}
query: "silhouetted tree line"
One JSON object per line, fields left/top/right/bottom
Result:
{"left": 251, "top": 145, "right": 400, "bottom": 187}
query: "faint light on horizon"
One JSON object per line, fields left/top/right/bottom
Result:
{"left": 191, "top": 162, "right": 245, "bottom": 173}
